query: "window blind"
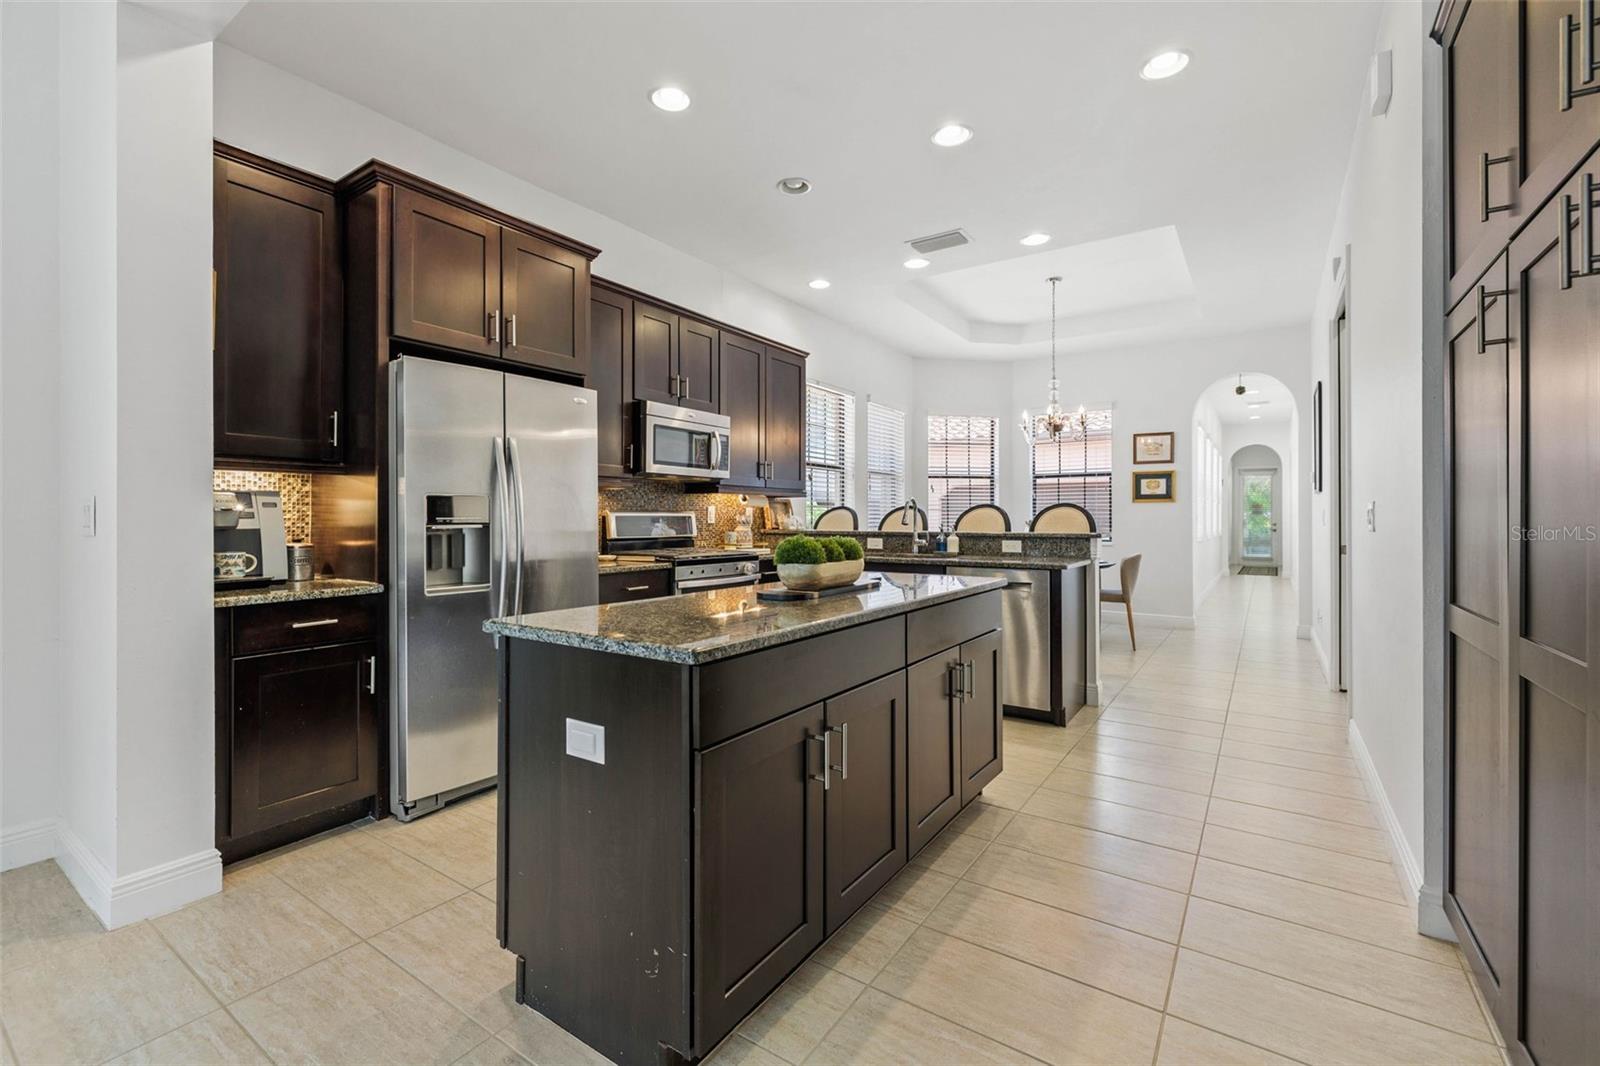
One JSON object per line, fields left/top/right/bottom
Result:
{"left": 865, "top": 402, "right": 906, "bottom": 528}
{"left": 927, "top": 415, "right": 997, "bottom": 531}
{"left": 1030, "top": 407, "right": 1113, "bottom": 538}
{"left": 805, "top": 383, "right": 854, "bottom": 525}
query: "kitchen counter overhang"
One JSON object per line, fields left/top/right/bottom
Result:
{"left": 484, "top": 571, "right": 1006, "bottom": 664}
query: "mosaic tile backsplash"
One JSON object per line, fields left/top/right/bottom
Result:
{"left": 214, "top": 469, "right": 312, "bottom": 543}
{"left": 599, "top": 482, "right": 769, "bottom": 547}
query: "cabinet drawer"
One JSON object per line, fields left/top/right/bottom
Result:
{"left": 598, "top": 569, "right": 671, "bottom": 604}
{"left": 906, "top": 590, "right": 1000, "bottom": 664}
{"left": 232, "top": 597, "right": 378, "bottom": 655}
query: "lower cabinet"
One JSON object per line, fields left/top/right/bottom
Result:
{"left": 597, "top": 568, "right": 671, "bottom": 604}
{"left": 823, "top": 672, "right": 908, "bottom": 933}
{"left": 960, "top": 629, "right": 1004, "bottom": 804}
{"left": 229, "top": 640, "right": 380, "bottom": 839}
{"left": 695, "top": 703, "right": 826, "bottom": 1049}
{"left": 906, "top": 651, "right": 963, "bottom": 856}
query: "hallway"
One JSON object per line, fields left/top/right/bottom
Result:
{"left": 717, "top": 574, "right": 1503, "bottom": 1064}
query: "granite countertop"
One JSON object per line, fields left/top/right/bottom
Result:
{"left": 214, "top": 577, "right": 384, "bottom": 609}
{"left": 484, "top": 572, "right": 1006, "bottom": 665}
{"left": 864, "top": 552, "right": 1092, "bottom": 571}
{"left": 598, "top": 560, "right": 673, "bottom": 576}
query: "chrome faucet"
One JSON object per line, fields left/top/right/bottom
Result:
{"left": 902, "top": 498, "right": 929, "bottom": 554}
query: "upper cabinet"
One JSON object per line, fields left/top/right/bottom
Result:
{"left": 591, "top": 286, "right": 635, "bottom": 478}
{"left": 1441, "top": 0, "right": 1600, "bottom": 299}
{"left": 718, "top": 334, "right": 806, "bottom": 495}
{"left": 391, "top": 185, "right": 591, "bottom": 376}
{"left": 214, "top": 149, "right": 344, "bottom": 466}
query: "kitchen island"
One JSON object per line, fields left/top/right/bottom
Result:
{"left": 485, "top": 573, "right": 1005, "bottom": 1064}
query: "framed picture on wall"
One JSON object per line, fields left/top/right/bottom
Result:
{"left": 1132, "top": 431, "right": 1175, "bottom": 464}
{"left": 1132, "top": 470, "right": 1176, "bottom": 502}
{"left": 1312, "top": 382, "right": 1324, "bottom": 492}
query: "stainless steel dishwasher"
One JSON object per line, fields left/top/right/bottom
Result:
{"left": 947, "top": 566, "right": 1051, "bottom": 715}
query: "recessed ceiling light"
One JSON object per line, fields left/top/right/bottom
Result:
{"left": 808, "top": 278, "right": 831, "bottom": 290}
{"left": 903, "top": 257, "right": 930, "bottom": 270}
{"left": 1140, "top": 50, "right": 1191, "bottom": 81}
{"left": 1246, "top": 401, "right": 1268, "bottom": 408}
{"left": 931, "top": 123, "right": 974, "bottom": 147}
{"left": 650, "top": 86, "right": 691, "bottom": 112}
{"left": 776, "top": 177, "right": 812, "bottom": 195}
{"left": 1249, "top": 415, "right": 1262, "bottom": 420}
{"left": 1020, "top": 233, "right": 1051, "bottom": 247}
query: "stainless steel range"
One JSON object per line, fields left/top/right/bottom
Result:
{"left": 604, "top": 512, "right": 766, "bottom": 593}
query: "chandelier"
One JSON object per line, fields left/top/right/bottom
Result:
{"left": 1018, "top": 276, "right": 1083, "bottom": 442}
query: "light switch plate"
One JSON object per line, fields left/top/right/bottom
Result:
{"left": 80, "top": 496, "right": 97, "bottom": 537}
{"left": 706, "top": 504, "right": 717, "bottom": 524}
{"left": 565, "top": 718, "right": 605, "bottom": 765}
{"left": 1002, "top": 539, "right": 1023, "bottom": 553}
{"left": 1365, "top": 501, "right": 1376, "bottom": 532}
{"left": 866, "top": 537, "right": 884, "bottom": 549}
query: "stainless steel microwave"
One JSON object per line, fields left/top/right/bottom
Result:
{"left": 637, "top": 401, "right": 731, "bottom": 480}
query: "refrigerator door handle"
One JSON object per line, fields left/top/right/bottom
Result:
{"left": 508, "top": 436, "right": 527, "bottom": 616}
{"left": 493, "top": 437, "right": 510, "bottom": 634}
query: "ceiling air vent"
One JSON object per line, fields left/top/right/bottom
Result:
{"left": 907, "top": 228, "right": 971, "bottom": 256}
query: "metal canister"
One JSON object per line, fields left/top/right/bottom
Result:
{"left": 288, "top": 543, "right": 314, "bottom": 582}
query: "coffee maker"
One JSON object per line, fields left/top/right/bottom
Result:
{"left": 213, "top": 490, "right": 289, "bottom": 588}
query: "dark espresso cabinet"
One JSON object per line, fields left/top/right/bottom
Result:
{"left": 762, "top": 347, "right": 807, "bottom": 493}
{"left": 959, "top": 628, "right": 1004, "bottom": 805}
{"left": 717, "top": 332, "right": 807, "bottom": 494}
{"left": 213, "top": 149, "right": 343, "bottom": 466}
{"left": 677, "top": 316, "right": 720, "bottom": 413}
{"left": 216, "top": 595, "right": 382, "bottom": 862}
{"left": 501, "top": 588, "right": 1001, "bottom": 1063}
{"left": 590, "top": 286, "right": 635, "bottom": 477}
{"left": 1436, "top": 5, "right": 1599, "bottom": 1059}
{"left": 631, "top": 301, "right": 680, "bottom": 406}
{"left": 390, "top": 184, "right": 591, "bottom": 374}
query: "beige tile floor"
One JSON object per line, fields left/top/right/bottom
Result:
{"left": 0, "top": 575, "right": 1504, "bottom": 1065}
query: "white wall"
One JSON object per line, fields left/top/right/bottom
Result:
{"left": 1, "top": 1, "right": 220, "bottom": 923}
{"left": 1, "top": 0, "right": 64, "bottom": 869}
{"left": 1309, "top": 0, "right": 1429, "bottom": 897}
{"left": 1191, "top": 395, "right": 1227, "bottom": 606}
{"left": 211, "top": 46, "right": 917, "bottom": 516}
{"left": 907, "top": 357, "right": 1021, "bottom": 529}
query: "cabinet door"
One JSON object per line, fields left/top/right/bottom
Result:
{"left": 1498, "top": 161, "right": 1600, "bottom": 1065}
{"left": 695, "top": 703, "right": 826, "bottom": 1052}
{"left": 597, "top": 568, "right": 670, "bottom": 604}
{"left": 590, "top": 288, "right": 633, "bottom": 477}
{"left": 1445, "top": 0, "right": 1518, "bottom": 286}
{"left": 213, "top": 156, "right": 343, "bottom": 465}
{"left": 677, "top": 316, "right": 720, "bottom": 412}
{"left": 632, "top": 302, "right": 680, "bottom": 405}
{"left": 906, "top": 652, "right": 962, "bottom": 857}
{"left": 502, "top": 229, "right": 590, "bottom": 376}
{"left": 959, "top": 629, "right": 1004, "bottom": 805}
{"left": 392, "top": 186, "right": 501, "bottom": 358}
{"left": 762, "top": 348, "right": 808, "bottom": 494}
{"left": 823, "top": 672, "right": 907, "bottom": 933}
{"left": 229, "top": 641, "right": 379, "bottom": 839}
{"left": 1519, "top": 0, "right": 1600, "bottom": 207}
{"left": 718, "top": 332, "right": 766, "bottom": 489}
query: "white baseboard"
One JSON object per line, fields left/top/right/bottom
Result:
{"left": 56, "top": 823, "right": 221, "bottom": 928}
{"left": 1, "top": 819, "right": 59, "bottom": 872}
{"left": 1196, "top": 567, "right": 1224, "bottom": 606}
{"left": 1311, "top": 627, "right": 1331, "bottom": 685}
{"left": 1347, "top": 719, "right": 1424, "bottom": 916}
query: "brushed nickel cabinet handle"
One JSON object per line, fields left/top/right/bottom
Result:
{"left": 811, "top": 733, "right": 830, "bottom": 790}
{"left": 329, "top": 410, "right": 339, "bottom": 448}
{"left": 1560, "top": 0, "right": 1600, "bottom": 111}
{"left": 290, "top": 618, "right": 340, "bottom": 629}
{"left": 624, "top": 584, "right": 651, "bottom": 592}
{"left": 488, "top": 309, "right": 500, "bottom": 343}
{"left": 1562, "top": 174, "right": 1600, "bottom": 290}
{"left": 1476, "top": 282, "right": 1513, "bottom": 354}
{"left": 1480, "top": 151, "right": 1514, "bottom": 222}
{"left": 366, "top": 655, "right": 377, "bottom": 694}
{"left": 829, "top": 722, "right": 849, "bottom": 780}
{"left": 508, "top": 313, "right": 518, "bottom": 348}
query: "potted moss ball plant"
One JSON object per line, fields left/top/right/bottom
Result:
{"left": 773, "top": 534, "right": 865, "bottom": 591}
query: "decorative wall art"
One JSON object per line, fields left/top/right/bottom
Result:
{"left": 1132, "top": 431, "right": 1175, "bottom": 464}
{"left": 1132, "top": 470, "right": 1176, "bottom": 503}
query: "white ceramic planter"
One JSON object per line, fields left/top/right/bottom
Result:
{"left": 776, "top": 558, "right": 864, "bottom": 591}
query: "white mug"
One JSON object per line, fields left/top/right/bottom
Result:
{"left": 214, "top": 551, "right": 258, "bottom": 578}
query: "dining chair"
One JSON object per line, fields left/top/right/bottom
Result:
{"left": 813, "top": 506, "right": 858, "bottom": 531}
{"left": 953, "top": 504, "right": 1011, "bottom": 533}
{"left": 878, "top": 505, "right": 928, "bottom": 532}
{"left": 1100, "top": 553, "right": 1142, "bottom": 650}
{"left": 1030, "top": 502, "right": 1097, "bottom": 534}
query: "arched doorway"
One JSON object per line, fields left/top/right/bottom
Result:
{"left": 1231, "top": 443, "right": 1284, "bottom": 572}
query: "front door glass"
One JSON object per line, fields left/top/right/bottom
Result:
{"left": 1241, "top": 473, "right": 1274, "bottom": 560}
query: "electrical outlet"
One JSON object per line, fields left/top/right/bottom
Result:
{"left": 80, "top": 496, "right": 97, "bottom": 537}
{"left": 565, "top": 718, "right": 605, "bottom": 765}
{"left": 1002, "top": 539, "right": 1023, "bottom": 553}
{"left": 866, "top": 537, "right": 884, "bottom": 550}
{"left": 706, "top": 504, "right": 717, "bottom": 524}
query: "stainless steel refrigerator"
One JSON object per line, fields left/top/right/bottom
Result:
{"left": 389, "top": 356, "right": 598, "bottom": 820}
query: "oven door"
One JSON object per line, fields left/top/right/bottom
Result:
{"left": 674, "top": 573, "right": 760, "bottom": 594}
{"left": 641, "top": 409, "right": 731, "bottom": 479}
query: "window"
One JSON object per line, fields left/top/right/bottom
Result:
{"left": 804, "top": 383, "right": 854, "bottom": 525}
{"left": 927, "top": 415, "right": 997, "bottom": 530}
{"left": 865, "top": 402, "right": 905, "bottom": 529}
{"left": 1031, "top": 407, "right": 1113, "bottom": 538}
{"left": 1194, "top": 423, "right": 1222, "bottom": 540}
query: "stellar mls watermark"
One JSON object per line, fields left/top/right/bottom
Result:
{"left": 1511, "top": 525, "right": 1599, "bottom": 542}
